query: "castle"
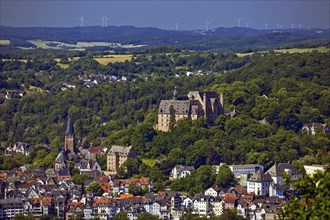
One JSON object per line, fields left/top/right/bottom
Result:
{"left": 155, "top": 88, "right": 225, "bottom": 132}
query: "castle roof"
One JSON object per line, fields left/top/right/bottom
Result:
{"left": 65, "top": 116, "right": 74, "bottom": 136}
{"left": 108, "top": 145, "right": 137, "bottom": 157}
{"left": 158, "top": 100, "right": 191, "bottom": 114}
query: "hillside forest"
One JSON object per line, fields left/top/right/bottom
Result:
{"left": 0, "top": 47, "right": 330, "bottom": 191}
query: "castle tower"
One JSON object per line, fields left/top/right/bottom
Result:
{"left": 64, "top": 116, "right": 75, "bottom": 153}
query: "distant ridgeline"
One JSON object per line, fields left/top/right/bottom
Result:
{"left": 1, "top": 25, "right": 329, "bottom": 51}
{"left": 155, "top": 88, "right": 236, "bottom": 132}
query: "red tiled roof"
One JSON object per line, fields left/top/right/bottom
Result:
{"left": 223, "top": 193, "right": 236, "bottom": 204}
{"left": 89, "top": 147, "right": 101, "bottom": 154}
{"left": 94, "top": 197, "right": 113, "bottom": 205}
{"left": 119, "top": 194, "right": 134, "bottom": 199}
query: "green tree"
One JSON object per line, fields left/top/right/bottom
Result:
{"left": 72, "top": 174, "right": 92, "bottom": 185}
{"left": 279, "top": 170, "right": 330, "bottom": 219}
{"left": 112, "top": 212, "right": 129, "bottom": 220}
{"left": 85, "top": 182, "right": 103, "bottom": 196}
{"left": 137, "top": 213, "right": 161, "bottom": 220}
{"left": 216, "top": 164, "right": 235, "bottom": 188}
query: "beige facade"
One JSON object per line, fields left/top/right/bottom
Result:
{"left": 107, "top": 145, "right": 137, "bottom": 173}
{"left": 155, "top": 89, "right": 224, "bottom": 132}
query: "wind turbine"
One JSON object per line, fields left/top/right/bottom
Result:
{"left": 104, "top": 16, "right": 110, "bottom": 27}
{"left": 78, "top": 16, "right": 84, "bottom": 28}
{"left": 100, "top": 16, "right": 105, "bottom": 28}
{"left": 236, "top": 18, "right": 241, "bottom": 27}
{"left": 174, "top": 23, "right": 179, "bottom": 31}
{"left": 205, "top": 21, "right": 210, "bottom": 31}
{"left": 265, "top": 22, "right": 268, "bottom": 30}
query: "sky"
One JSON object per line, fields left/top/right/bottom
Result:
{"left": 1, "top": 0, "right": 329, "bottom": 30}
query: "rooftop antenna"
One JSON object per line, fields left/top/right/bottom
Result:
{"left": 236, "top": 18, "right": 241, "bottom": 27}
{"left": 174, "top": 22, "right": 179, "bottom": 31}
{"left": 265, "top": 22, "right": 268, "bottom": 30}
{"left": 101, "top": 16, "right": 105, "bottom": 28}
{"left": 205, "top": 21, "right": 210, "bottom": 31}
{"left": 104, "top": 16, "right": 110, "bottom": 27}
{"left": 78, "top": 16, "right": 84, "bottom": 28}
{"left": 246, "top": 22, "right": 249, "bottom": 28}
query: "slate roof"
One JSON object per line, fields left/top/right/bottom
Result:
{"left": 55, "top": 151, "right": 69, "bottom": 164}
{"left": 58, "top": 167, "right": 70, "bottom": 176}
{"left": 266, "top": 163, "right": 301, "bottom": 177}
{"left": 158, "top": 100, "right": 191, "bottom": 114}
{"left": 248, "top": 170, "right": 273, "bottom": 182}
{"left": 108, "top": 145, "right": 137, "bottom": 156}
{"left": 65, "top": 116, "right": 74, "bottom": 136}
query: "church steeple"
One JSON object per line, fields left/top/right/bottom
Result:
{"left": 64, "top": 116, "right": 75, "bottom": 153}
{"left": 65, "top": 116, "right": 74, "bottom": 136}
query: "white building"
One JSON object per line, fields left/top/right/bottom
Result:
{"left": 266, "top": 163, "right": 302, "bottom": 185}
{"left": 204, "top": 186, "right": 221, "bottom": 197}
{"left": 193, "top": 196, "right": 209, "bottom": 216}
{"left": 304, "top": 165, "right": 325, "bottom": 176}
{"left": 229, "top": 164, "right": 264, "bottom": 178}
{"left": 247, "top": 170, "right": 273, "bottom": 196}
{"left": 170, "top": 165, "right": 195, "bottom": 180}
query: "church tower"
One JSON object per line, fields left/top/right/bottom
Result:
{"left": 64, "top": 116, "right": 75, "bottom": 153}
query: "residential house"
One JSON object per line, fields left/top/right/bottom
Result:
{"left": 223, "top": 193, "right": 237, "bottom": 210}
{"left": 266, "top": 163, "right": 302, "bottom": 185}
{"left": 247, "top": 171, "right": 273, "bottom": 196}
{"left": 0, "top": 198, "right": 24, "bottom": 219}
{"left": 193, "top": 195, "right": 209, "bottom": 216}
{"left": 170, "top": 165, "right": 195, "bottom": 180}
{"left": 209, "top": 196, "right": 224, "bottom": 216}
{"left": 204, "top": 186, "right": 222, "bottom": 197}
{"left": 301, "top": 123, "right": 330, "bottom": 135}
{"left": 5, "top": 142, "right": 34, "bottom": 156}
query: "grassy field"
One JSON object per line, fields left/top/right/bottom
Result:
{"left": 2, "top": 58, "right": 28, "bottom": 63}
{"left": 274, "top": 47, "right": 330, "bottom": 53}
{"left": 0, "top": 40, "right": 11, "bottom": 45}
{"left": 94, "top": 55, "right": 132, "bottom": 65}
{"left": 236, "top": 47, "right": 329, "bottom": 57}
{"left": 57, "top": 63, "right": 70, "bottom": 69}
{"left": 142, "top": 158, "right": 157, "bottom": 167}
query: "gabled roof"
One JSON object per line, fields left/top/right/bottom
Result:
{"left": 58, "top": 167, "right": 70, "bottom": 176}
{"left": 248, "top": 170, "right": 272, "bottom": 182}
{"left": 108, "top": 145, "right": 137, "bottom": 157}
{"left": 55, "top": 151, "right": 69, "bottom": 164}
{"left": 266, "top": 163, "right": 301, "bottom": 177}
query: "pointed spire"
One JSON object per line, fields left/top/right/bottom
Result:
{"left": 65, "top": 116, "right": 74, "bottom": 136}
